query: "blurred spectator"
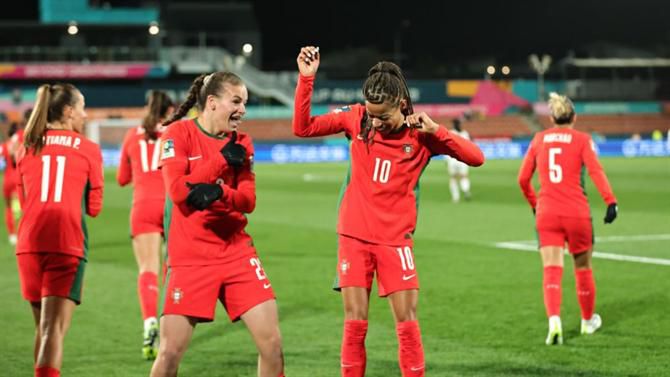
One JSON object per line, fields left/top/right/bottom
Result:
{"left": 651, "top": 129, "right": 663, "bottom": 141}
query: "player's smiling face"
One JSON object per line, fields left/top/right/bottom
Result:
{"left": 365, "top": 99, "right": 406, "bottom": 133}
{"left": 211, "top": 83, "right": 248, "bottom": 134}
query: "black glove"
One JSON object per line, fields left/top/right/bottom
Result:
{"left": 220, "top": 131, "right": 246, "bottom": 168}
{"left": 604, "top": 203, "right": 618, "bottom": 224}
{"left": 186, "top": 183, "right": 223, "bottom": 211}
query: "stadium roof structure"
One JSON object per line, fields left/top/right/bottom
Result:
{"left": 564, "top": 58, "right": 670, "bottom": 68}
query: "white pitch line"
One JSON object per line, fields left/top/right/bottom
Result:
{"left": 594, "top": 234, "right": 670, "bottom": 242}
{"left": 494, "top": 238, "right": 670, "bottom": 267}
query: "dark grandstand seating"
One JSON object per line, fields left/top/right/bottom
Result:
{"left": 434, "top": 115, "right": 532, "bottom": 139}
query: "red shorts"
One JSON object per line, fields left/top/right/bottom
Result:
{"left": 162, "top": 251, "right": 275, "bottom": 322}
{"left": 336, "top": 234, "right": 419, "bottom": 297}
{"left": 536, "top": 214, "right": 593, "bottom": 254}
{"left": 130, "top": 200, "right": 164, "bottom": 237}
{"left": 16, "top": 253, "right": 86, "bottom": 304}
{"left": 3, "top": 180, "right": 16, "bottom": 199}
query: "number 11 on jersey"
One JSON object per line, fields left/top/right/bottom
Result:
{"left": 41, "top": 155, "right": 66, "bottom": 202}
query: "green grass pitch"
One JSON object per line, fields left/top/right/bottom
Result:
{"left": 0, "top": 157, "right": 668, "bottom": 376}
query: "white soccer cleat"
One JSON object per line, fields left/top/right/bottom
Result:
{"left": 545, "top": 315, "right": 563, "bottom": 345}
{"left": 142, "top": 317, "right": 159, "bottom": 360}
{"left": 8, "top": 234, "right": 17, "bottom": 246}
{"left": 581, "top": 313, "right": 602, "bottom": 335}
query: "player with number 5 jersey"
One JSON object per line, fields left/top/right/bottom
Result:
{"left": 16, "top": 83, "right": 103, "bottom": 377}
{"left": 117, "top": 90, "right": 174, "bottom": 360}
{"left": 518, "top": 92, "right": 618, "bottom": 346}
{"left": 294, "top": 46, "right": 484, "bottom": 377}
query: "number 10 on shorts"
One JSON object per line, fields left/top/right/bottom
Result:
{"left": 396, "top": 246, "right": 415, "bottom": 271}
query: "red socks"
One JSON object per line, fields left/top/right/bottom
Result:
{"left": 138, "top": 272, "right": 158, "bottom": 320}
{"left": 341, "top": 319, "right": 368, "bottom": 377}
{"left": 396, "top": 320, "right": 425, "bottom": 377}
{"left": 35, "top": 366, "right": 60, "bottom": 377}
{"left": 543, "top": 266, "right": 563, "bottom": 317}
{"left": 575, "top": 268, "right": 596, "bottom": 320}
{"left": 5, "top": 206, "right": 15, "bottom": 234}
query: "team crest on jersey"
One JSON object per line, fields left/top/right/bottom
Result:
{"left": 332, "top": 105, "right": 351, "bottom": 114}
{"left": 403, "top": 144, "right": 413, "bottom": 154}
{"left": 172, "top": 288, "right": 183, "bottom": 304}
{"left": 161, "top": 139, "right": 175, "bottom": 159}
{"left": 340, "top": 259, "right": 351, "bottom": 275}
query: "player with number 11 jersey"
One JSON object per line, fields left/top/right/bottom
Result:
{"left": 17, "top": 128, "right": 103, "bottom": 258}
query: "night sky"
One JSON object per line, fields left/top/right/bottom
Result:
{"left": 2, "top": 0, "right": 669, "bottom": 77}
{"left": 252, "top": 0, "right": 670, "bottom": 75}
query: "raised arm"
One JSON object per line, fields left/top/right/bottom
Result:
{"left": 293, "top": 46, "right": 349, "bottom": 138}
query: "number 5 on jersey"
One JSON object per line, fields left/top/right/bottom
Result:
{"left": 41, "top": 155, "right": 66, "bottom": 202}
{"left": 549, "top": 147, "right": 562, "bottom": 183}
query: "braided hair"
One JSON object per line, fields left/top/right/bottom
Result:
{"left": 360, "top": 61, "right": 414, "bottom": 143}
{"left": 163, "top": 72, "right": 244, "bottom": 127}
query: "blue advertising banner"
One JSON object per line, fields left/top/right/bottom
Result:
{"left": 78, "top": 140, "right": 669, "bottom": 169}
{"left": 4, "top": 140, "right": 661, "bottom": 170}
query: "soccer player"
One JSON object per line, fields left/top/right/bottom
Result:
{"left": 1, "top": 121, "right": 23, "bottom": 245}
{"left": 117, "top": 90, "right": 174, "bottom": 359}
{"left": 446, "top": 116, "right": 473, "bottom": 202}
{"left": 150, "top": 72, "right": 284, "bottom": 377}
{"left": 293, "top": 46, "right": 485, "bottom": 377}
{"left": 518, "top": 92, "right": 618, "bottom": 345}
{"left": 15, "top": 83, "right": 103, "bottom": 377}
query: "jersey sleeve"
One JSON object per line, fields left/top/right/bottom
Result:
{"left": 116, "top": 130, "right": 133, "bottom": 186}
{"left": 421, "top": 127, "right": 485, "bottom": 166}
{"left": 218, "top": 138, "right": 256, "bottom": 213}
{"left": 160, "top": 126, "right": 227, "bottom": 205}
{"left": 582, "top": 136, "right": 617, "bottom": 205}
{"left": 86, "top": 143, "right": 104, "bottom": 217}
{"left": 293, "top": 74, "right": 353, "bottom": 138}
{"left": 517, "top": 135, "right": 538, "bottom": 209}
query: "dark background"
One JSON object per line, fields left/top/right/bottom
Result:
{"left": 2, "top": 0, "right": 669, "bottom": 77}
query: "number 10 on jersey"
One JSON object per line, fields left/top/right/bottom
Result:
{"left": 373, "top": 158, "right": 391, "bottom": 183}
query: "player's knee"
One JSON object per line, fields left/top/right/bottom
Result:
{"left": 395, "top": 311, "right": 417, "bottom": 322}
{"left": 258, "top": 331, "right": 283, "bottom": 360}
{"left": 344, "top": 308, "right": 368, "bottom": 320}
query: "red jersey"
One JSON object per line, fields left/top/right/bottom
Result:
{"left": 1, "top": 130, "right": 24, "bottom": 191}
{"left": 518, "top": 127, "right": 616, "bottom": 218}
{"left": 16, "top": 129, "right": 104, "bottom": 258}
{"left": 293, "top": 74, "right": 485, "bottom": 245}
{"left": 117, "top": 126, "right": 165, "bottom": 206}
{"left": 159, "top": 119, "right": 256, "bottom": 267}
